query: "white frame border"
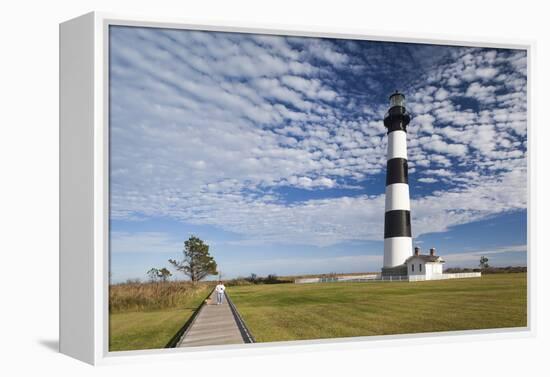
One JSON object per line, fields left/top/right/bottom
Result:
{"left": 83, "top": 11, "right": 534, "bottom": 365}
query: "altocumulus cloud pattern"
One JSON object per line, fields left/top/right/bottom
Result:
{"left": 108, "top": 26, "right": 526, "bottom": 278}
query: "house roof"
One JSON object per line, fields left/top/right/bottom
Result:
{"left": 405, "top": 254, "right": 445, "bottom": 263}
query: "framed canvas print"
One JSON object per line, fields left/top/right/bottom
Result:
{"left": 60, "top": 12, "right": 532, "bottom": 365}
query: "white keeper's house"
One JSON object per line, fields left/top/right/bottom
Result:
{"left": 405, "top": 247, "right": 444, "bottom": 280}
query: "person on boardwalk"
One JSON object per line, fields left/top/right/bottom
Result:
{"left": 215, "top": 281, "right": 226, "bottom": 305}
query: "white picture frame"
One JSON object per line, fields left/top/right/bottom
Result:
{"left": 60, "top": 11, "right": 534, "bottom": 365}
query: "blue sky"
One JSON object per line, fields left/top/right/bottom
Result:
{"left": 109, "top": 26, "right": 527, "bottom": 283}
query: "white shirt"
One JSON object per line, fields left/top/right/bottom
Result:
{"left": 215, "top": 284, "right": 225, "bottom": 293}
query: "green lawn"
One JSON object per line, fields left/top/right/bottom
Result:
{"left": 109, "top": 288, "right": 208, "bottom": 351}
{"left": 228, "top": 273, "right": 527, "bottom": 342}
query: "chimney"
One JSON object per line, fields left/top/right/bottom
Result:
{"left": 430, "top": 248, "right": 435, "bottom": 256}
{"left": 414, "top": 247, "right": 420, "bottom": 256}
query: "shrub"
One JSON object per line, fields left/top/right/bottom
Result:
{"left": 444, "top": 266, "right": 526, "bottom": 274}
{"left": 225, "top": 278, "right": 253, "bottom": 287}
{"left": 232, "top": 273, "right": 292, "bottom": 285}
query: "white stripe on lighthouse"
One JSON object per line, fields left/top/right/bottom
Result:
{"left": 386, "top": 130, "right": 408, "bottom": 160}
{"left": 385, "top": 183, "right": 410, "bottom": 211}
{"left": 383, "top": 237, "right": 413, "bottom": 267}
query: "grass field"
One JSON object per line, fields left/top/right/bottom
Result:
{"left": 228, "top": 273, "right": 527, "bottom": 342}
{"left": 109, "top": 283, "right": 211, "bottom": 351}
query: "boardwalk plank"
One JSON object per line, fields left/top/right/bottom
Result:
{"left": 177, "top": 290, "right": 245, "bottom": 347}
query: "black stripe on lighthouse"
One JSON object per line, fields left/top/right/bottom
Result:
{"left": 386, "top": 158, "right": 408, "bottom": 186}
{"left": 383, "top": 106, "right": 410, "bottom": 134}
{"left": 384, "top": 210, "right": 411, "bottom": 238}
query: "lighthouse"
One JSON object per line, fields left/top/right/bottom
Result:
{"left": 381, "top": 91, "right": 413, "bottom": 277}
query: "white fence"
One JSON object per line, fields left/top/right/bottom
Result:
{"left": 407, "top": 272, "right": 481, "bottom": 282}
{"left": 377, "top": 275, "right": 408, "bottom": 281}
{"left": 295, "top": 272, "right": 481, "bottom": 284}
{"left": 294, "top": 274, "right": 378, "bottom": 284}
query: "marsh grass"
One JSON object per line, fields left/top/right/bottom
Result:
{"left": 109, "top": 281, "right": 213, "bottom": 313}
{"left": 109, "top": 281, "right": 213, "bottom": 351}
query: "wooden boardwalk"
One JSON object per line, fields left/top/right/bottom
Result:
{"left": 177, "top": 290, "right": 250, "bottom": 347}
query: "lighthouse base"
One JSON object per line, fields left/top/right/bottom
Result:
{"left": 381, "top": 264, "right": 407, "bottom": 277}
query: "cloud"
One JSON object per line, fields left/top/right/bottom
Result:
{"left": 111, "top": 232, "right": 183, "bottom": 253}
{"left": 465, "top": 82, "right": 497, "bottom": 103}
{"left": 306, "top": 40, "right": 349, "bottom": 66}
{"left": 221, "top": 253, "right": 383, "bottom": 277}
{"left": 283, "top": 176, "right": 337, "bottom": 189}
{"left": 412, "top": 168, "right": 526, "bottom": 236}
{"left": 109, "top": 28, "right": 527, "bottom": 248}
{"left": 412, "top": 113, "right": 436, "bottom": 134}
{"left": 418, "top": 177, "right": 438, "bottom": 183}
{"left": 423, "top": 136, "right": 468, "bottom": 157}
{"left": 443, "top": 244, "right": 526, "bottom": 266}
{"left": 111, "top": 167, "right": 526, "bottom": 247}
{"left": 434, "top": 87, "right": 450, "bottom": 101}
{"left": 280, "top": 75, "right": 338, "bottom": 101}
{"left": 447, "top": 76, "right": 461, "bottom": 86}
{"left": 475, "top": 67, "right": 499, "bottom": 80}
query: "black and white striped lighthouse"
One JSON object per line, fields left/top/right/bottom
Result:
{"left": 381, "top": 91, "right": 413, "bottom": 276}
